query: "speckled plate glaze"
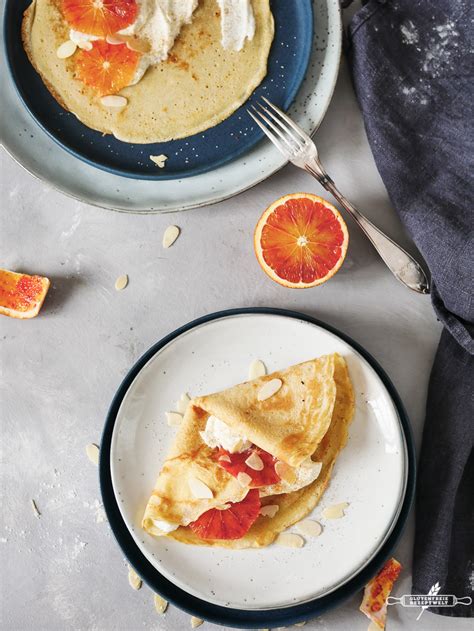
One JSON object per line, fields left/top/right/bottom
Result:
{"left": 4, "top": 0, "right": 313, "bottom": 180}
{"left": 1, "top": 1, "right": 341, "bottom": 211}
{"left": 100, "top": 309, "right": 415, "bottom": 627}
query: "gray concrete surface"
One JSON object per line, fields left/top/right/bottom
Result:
{"left": 1, "top": 48, "right": 470, "bottom": 631}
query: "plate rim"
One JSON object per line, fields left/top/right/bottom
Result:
{"left": 3, "top": 0, "right": 314, "bottom": 181}
{"left": 0, "top": 0, "right": 342, "bottom": 213}
{"left": 99, "top": 307, "right": 416, "bottom": 628}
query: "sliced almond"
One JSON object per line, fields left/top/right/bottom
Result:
{"left": 294, "top": 623, "right": 307, "bottom": 627}
{"left": 275, "top": 533, "right": 305, "bottom": 548}
{"left": 154, "top": 593, "right": 168, "bottom": 614}
{"left": 86, "top": 443, "right": 99, "bottom": 465}
{"left": 176, "top": 392, "right": 191, "bottom": 414}
{"left": 57, "top": 40, "right": 77, "bottom": 59}
{"left": 275, "top": 461, "right": 297, "bottom": 484}
{"left": 166, "top": 412, "right": 183, "bottom": 427}
{"left": 248, "top": 359, "right": 266, "bottom": 380}
{"left": 295, "top": 519, "right": 322, "bottom": 538}
{"left": 214, "top": 504, "right": 231, "bottom": 511}
{"left": 100, "top": 95, "right": 128, "bottom": 108}
{"left": 190, "top": 617, "right": 203, "bottom": 629}
{"left": 128, "top": 566, "right": 142, "bottom": 590}
{"left": 236, "top": 471, "right": 252, "bottom": 487}
{"left": 188, "top": 477, "right": 213, "bottom": 499}
{"left": 218, "top": 454, "right": 231, "bottom": 463}
{"left": 260, "top": 504, "right": 279, "bottom": 518}
{"left": 31, "top": 499, "right": 41, "bottom": 519}
{"left": 322, "top": 502, "right": 349, "bottom": 520}
{"left": 106, "top": 34, "right": 126, "bottom": 45}
{"left": 257, "top": 378, "right": 282, "bottom": 401}
{"left": 114, "top": 274, "right": 128, "bottom": 290}
{"left": 162, "top": 225, "right": 180, "bottom": 248}
{"left": 126, "top": 37, "right": 151, "bottom": 53}
{"left": 245, "top": 452, "right": 264, "bottom": 471}
{"left": 77, "top": 40, "right": 93, "bottom": 51}
{"left": 150, "top": 154, "right": 168, "bottom": 168}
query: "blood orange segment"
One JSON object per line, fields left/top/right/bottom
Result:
{"left": 0, "top": 269, "right": 50, "bottom": 319}
{"left": 215, "top": 448, "right": 280, "bottom": 487}
{"left": 61, "top": 0, "right": 138, "bottom": 37}
{"left": 189, "top": 489, "right": 261, "bottom": 540}
{"left": 75, "top": 40, "right": 139, "bottom": 95}
{"left": 254, "top": 193, "right": 349, "bottom": 288}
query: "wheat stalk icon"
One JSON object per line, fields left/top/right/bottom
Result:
{"left": 416, "top": 582, "right": 441, "bottom": 620}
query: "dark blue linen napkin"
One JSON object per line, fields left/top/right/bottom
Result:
{"left": 345, "top": 0, "right": 474, "bottom": 617}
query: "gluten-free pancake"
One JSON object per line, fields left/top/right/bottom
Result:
{"left": 142, "top": 354, "right": 355, "bottom": 548}
{"left": 22, "top": 0, "right": 274, "bottom": 143}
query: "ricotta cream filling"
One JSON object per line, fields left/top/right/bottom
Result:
{"left": 200, "top": 416, "right": 251, "bottom": 453}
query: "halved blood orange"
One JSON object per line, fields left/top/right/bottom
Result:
{"left": 75, "top": 40, "right": 139, "bottom": 95}
{"left": 254, "top": 193, "right": 349, "bottom": 288}
{"left": 0, "top": 269, "right": 50, "bottom": 319}
{"left": 61, "top": 0, "right": 138, "bottom": 37}
{"left": 215, "top": 448, "right": 280, "bottom": 487}
{"left": 189, "top": 489, "right": 261, "bottom": 540}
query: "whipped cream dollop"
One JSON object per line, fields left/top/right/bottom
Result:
{"left": 217, "top": 0, "right": 256, "bottom": 51}
{"left": 261, "top": 459, "right": 323, "bottom": 497}
{"left": 200, "top": 416, "right": 251, "bottom": 453}
{"left": 67, "top": 0, "right": 256, "bottom": 89}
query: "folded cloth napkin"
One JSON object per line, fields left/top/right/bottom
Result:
{"left": 345, "top": 0, "right": 474, "bottom": 617}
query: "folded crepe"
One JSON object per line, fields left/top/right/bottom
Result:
{"left": 142, "top": 354, "right": 355, "bottom": 548}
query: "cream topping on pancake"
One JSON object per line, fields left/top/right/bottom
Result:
{"left": 152, "top": 518, "right": 179, "bottom": 533}
{"left": 200, "top": 416, "right": 251, "bottom": 453}
{"left": 217, "top": 0, "right": 256, "bottom": 51}
{"left": 67, "top": 0, "right": 257, "bottom": 88}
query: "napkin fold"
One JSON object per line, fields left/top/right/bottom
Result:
{"left": 345, "top": 0, "right": 474, "bottom": 617}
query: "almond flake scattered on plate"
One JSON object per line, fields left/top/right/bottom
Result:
{"left": 257, "top": 378, "right": 282, "bottom": 401}
{"left": 127, "top": 566, "right": 142, "bottom": 590}
{"left": 190, "top": 617, "right": 204, "bottom": 629}
{"left": 162, "top": 225, "right": 180, "bottom": 248}
{"left": 176, "top": 392, "right": 191, "bottom": 414}
{"left": 294, "top": 623, "right": 307, "bottom": 627}
{"left": 237, "top": 471, "right": 252, "bottom": 487}
{"left": 100, "top": 95, "right": 128, "bottom": 108}
{"left": 31, "top": 499, "right": 41, "bottom": 519}
{"left": 153, "top": 593, "right": 168, "bottom": 614}
{"left": 322, "top": 502, "right": 349, "bottom": 519}
{"left": 218, "top": 453, "right": 232, "bottom": 463}
{"left": 114, "top": 274, "right": 128, "bottom": 291}
{"left": 275, "top": 533, "right": 305, "bottom": 548}
{"left": 245, "top": 452, "right": 264, "bottom": 471}
{"left": 260, "top": 504, "right": 279, "bottom": 518}
{"left": 56, "top": 40, "right": 77, "bottom": 59}
{"left": 188, "top": 477, "right": 213, "bottom": 499}
{"left": 85, "top": 443, "right": 100, "bottom": 465}
{"left": 248, "top": 359, "right": 266, "bottom": 380}
{"left": 166, "top": 412, "right": 183, "bottom": 427}
{"left": 150, "top": 154, "right": 168, "bottom": 169}
{"left": 295, "top": 519, "right": 322, "bottom": 537}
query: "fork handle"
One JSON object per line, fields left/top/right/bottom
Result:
{"left": 305, "top": 162, "right": 430, "bottom": 294}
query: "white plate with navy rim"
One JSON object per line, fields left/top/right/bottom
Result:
{"left": 100, "top": 308, "right": 415, "bottom": 628}
{"left": 0, "top": 0, "right": 341, "bottom": 213}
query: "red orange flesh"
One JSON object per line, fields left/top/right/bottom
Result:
{"left": 254, "top": 193, "right": 349, "bottom": 288}
{"left": 61, "top": 0, "right": 138, "bottom": 37}
{"left": 75, "top": 40, "right": 139, "bottom": 95}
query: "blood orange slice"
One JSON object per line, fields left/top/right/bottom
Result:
{"left": 189, "top": 489, "right": 261, "bottom": 540}
{"left": 0, "top": 269, "right": 50, "bottom": 319}
{"left": 75, "top": 40, "right": 139, "bottom": 95}
{"left": 254, "top": 193, "right": 349, "bottom": 288}
{"left": 61, "top": 0, "right": 138, "bottom": 37}
{"left": 215, "top": 448, "right": 280, "bottom": 487}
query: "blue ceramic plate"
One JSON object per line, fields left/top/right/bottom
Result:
{"left": 99, "top": 308, "right": 415, "bottom": 628}
{"left": 3, "top": 1, "right": 313, "bottom": 180}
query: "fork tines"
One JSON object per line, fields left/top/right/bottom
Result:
{"left": 247, "top": 97, "right": 309, "bottom": 155}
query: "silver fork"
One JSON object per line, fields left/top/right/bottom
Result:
{"left": 248, "top": 98, "right": 430, "bottom": 294}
